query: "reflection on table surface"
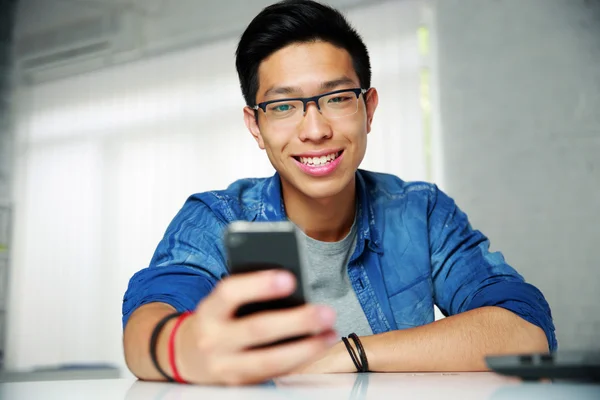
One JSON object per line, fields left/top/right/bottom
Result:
{"left": 1, "top": 372, "right": 599, "bottom": 400}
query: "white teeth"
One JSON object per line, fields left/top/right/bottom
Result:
{"left": 299, "top": 152, "right": 339, "bottom": 166}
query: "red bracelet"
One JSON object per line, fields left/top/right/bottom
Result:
{"left": 168, "top": 311, "right": 193, "bottom": 384}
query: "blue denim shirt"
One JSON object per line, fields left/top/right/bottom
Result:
{"left": 122, "top": 169, "right": 557, "bottom": 350}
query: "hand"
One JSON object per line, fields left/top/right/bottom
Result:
{"left": 176, "top": 270, "right": 337, "bottom": 385}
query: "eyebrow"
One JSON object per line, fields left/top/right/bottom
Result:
{"left": 320, "top": 77, "right": 357, "bottom": 91}
{"left": 262, "top": 77, "right": 358, "bottom": 99}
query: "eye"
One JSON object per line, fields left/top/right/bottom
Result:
{"left": 269, "top": 103, "right": 295, "bottom": 113}
{"left": 328, "top": 95, "right": 352, "bottom": 104}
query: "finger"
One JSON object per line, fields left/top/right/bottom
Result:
{"left": 199, "top": 270, "right": 296, "bottom": 320}
{"left": 225, "top": 304, "right": 336, "bottom": 350}
{"left": 220, "top": 330, "right": 338, "bottom": 385}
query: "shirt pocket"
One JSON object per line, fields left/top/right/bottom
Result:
{"left": 388, "top": 275, "right": 434, "bottom": 329}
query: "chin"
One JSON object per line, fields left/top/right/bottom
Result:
{"left": 293, "top": 174, "right": 353, "bottom": 201}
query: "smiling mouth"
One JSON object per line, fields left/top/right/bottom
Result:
{"left": 293, "top": 150, "right": 343, "bottom": 166}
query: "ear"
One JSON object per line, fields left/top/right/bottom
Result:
{"left": 243, "top": 106, "right": 265, "bottom": 149}
{"left": 364, "top": 88, "right": 379, "bottom": 134}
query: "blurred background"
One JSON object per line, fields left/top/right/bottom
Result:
{"left": 0, "top": 0, "right": 598, "bottom": 379}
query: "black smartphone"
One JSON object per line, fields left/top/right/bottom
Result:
{"left": 224, "top": 221, "right": 308, "bottom": 318}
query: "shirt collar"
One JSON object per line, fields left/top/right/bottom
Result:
{"left": 255, "top": 170, "right": 383, "bottom": 254}
{"left": 255, "top": 172, "right": 287, "bottom": 222}
{"left": 355, "top": 169, "right": 383, "bottom": 255}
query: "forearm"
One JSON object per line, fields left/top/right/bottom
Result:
{"left": 363, "top": 306, "right": 549, "bottom": 372}
{"left": 123, "top": 302, "right": 177, "bottom": 381}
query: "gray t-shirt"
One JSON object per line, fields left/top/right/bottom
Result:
{"left": 298, "top": 218, "right": 373, "bottom": 338}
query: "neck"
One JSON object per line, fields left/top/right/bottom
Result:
{"left": 281, "top": 176, "right": 357, "bottom": 242}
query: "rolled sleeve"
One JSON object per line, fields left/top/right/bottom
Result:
{"left": 122, "top": 265, "right": 217, "bottom": 328}
{"left": 429, "top": 186, "right": 557, "bottom": 351}
{"left": 466, "top": 280, "right": 557, "bottom": 351}
{"left": 122, "top": 196, "right": 229, "bottom": 329}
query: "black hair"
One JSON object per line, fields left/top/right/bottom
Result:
{"left": 235, "top": 0, "right": 371, "bottom": 106}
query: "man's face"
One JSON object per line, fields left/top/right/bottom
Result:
{"left": 244, "top": 41, "right": 378, "bottom": 201}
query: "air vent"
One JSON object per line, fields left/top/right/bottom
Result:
{"left": 15, "top": 13, "right": 116, "bottom": 72}
{"left": 21, "top": 42, "right": 110, "bottom": 70}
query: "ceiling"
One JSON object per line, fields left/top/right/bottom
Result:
{"left": 12, "top": 0, "right": 386, "bottom": 83}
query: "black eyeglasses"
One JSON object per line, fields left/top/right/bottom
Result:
{"left": 253, "top": 88, "right": 368, "bottom": 126}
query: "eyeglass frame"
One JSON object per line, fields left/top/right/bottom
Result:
{"left": 252, "top": 88, "right": 369, "bottom": 119}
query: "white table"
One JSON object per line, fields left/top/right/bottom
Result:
{"left": 1, "top": 372, "right": 599, "bottom": 399}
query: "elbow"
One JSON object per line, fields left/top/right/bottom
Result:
{"left": 486, "top": 306, "right": 552, "bottom": 354}
{"left": 524, "top": 323, "right": 551, "bottom": 353}
{"left": 507, "top": 311, "right": 551, "bottom": 354}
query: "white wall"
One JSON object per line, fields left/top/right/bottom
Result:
{"left": 6, "top": 0, "right": 427, "bottom": 372}
{"left": 434, "top": 0, "right": 600, "bottom": 350}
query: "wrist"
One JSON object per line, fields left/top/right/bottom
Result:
{"left": 152, "top": 313, "right": 180, "bottom": 381}
{"left": 174, "top": 313, "right": 196, "bottom": 383}
{"left": 335, "top": 341, "right": 361, "bottom": 373}
{"left": 341, "top": 333, "right": 370, "bottom": 373}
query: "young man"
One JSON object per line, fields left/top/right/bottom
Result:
{"left": 123, "top": 0, "right": 555, "bottom": 386}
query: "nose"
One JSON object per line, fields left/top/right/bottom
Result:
{"left": 298, "top": 101, "right": 333, "bottom": 142}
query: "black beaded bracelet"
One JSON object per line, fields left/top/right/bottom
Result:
{"left": 149, "top": 312, "right": 182, "bottom": 382}
{"left": 349, "top": 333, "right": 369, "bottom": 373}
{"left": 342, "top": 336, "right": 362, "bottom": 372}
